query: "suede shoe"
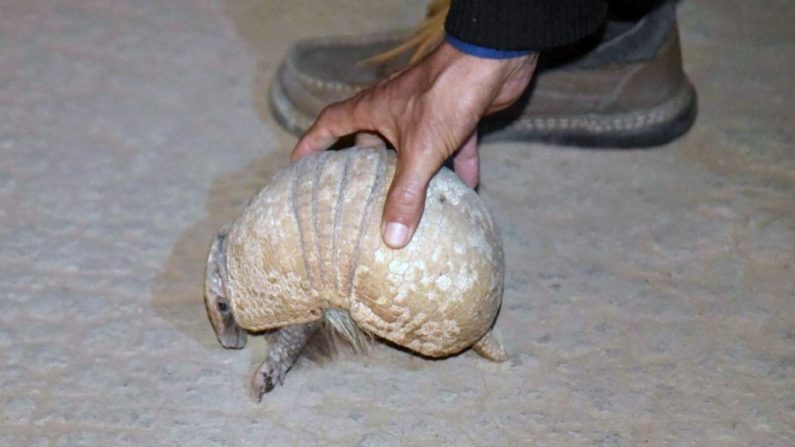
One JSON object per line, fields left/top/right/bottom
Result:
{"left": 269, "top": 2, "right": 696, "bottom": 148}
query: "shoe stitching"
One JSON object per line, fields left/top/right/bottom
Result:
{"left": 511, "top": 82, "right": 692, "bottom": 132}
{"left": 294, "top": 70, "right": 366, "bottom": 94}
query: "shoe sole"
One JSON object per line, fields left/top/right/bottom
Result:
{"left": 269, "top": 70, "right": 697, "bottom": 149}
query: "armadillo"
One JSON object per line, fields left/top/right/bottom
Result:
{"left": 204, "top": 146, "right": 506, "bottom": 401}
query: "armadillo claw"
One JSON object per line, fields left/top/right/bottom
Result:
{"left": 249, "top": 359, "right": 285, "bottom": 402}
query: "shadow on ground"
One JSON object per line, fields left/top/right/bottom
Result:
{"left": 150, "top": 152, "right": 287, "bottom": 349}
{"left": 149, "top": 0, "right": 312, "bottom": 354}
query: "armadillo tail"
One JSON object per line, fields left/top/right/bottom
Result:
{"left": 472, "top": 330, "right": 508, "bottom": 362}
{"left": 322, "top": 308, "right": 372, "bottom": 353}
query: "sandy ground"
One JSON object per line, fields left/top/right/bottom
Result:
{"left": 1, "top": 0, "right": 793, "bottom": 445}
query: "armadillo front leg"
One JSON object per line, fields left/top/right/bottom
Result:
{"left": 250, "top": 321, "right": 321, "bottom": 401}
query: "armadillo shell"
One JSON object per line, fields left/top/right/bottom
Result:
{"left": 225, "top": 147, "right": 503, "bottom": 358}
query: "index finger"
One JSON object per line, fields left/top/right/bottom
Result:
{"left": 291, "top": 97, "right": 368, "bottom": 162}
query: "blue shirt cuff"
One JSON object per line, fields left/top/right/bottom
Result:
{"left": 445, "top": 33, "right": 530, "bottom": 59}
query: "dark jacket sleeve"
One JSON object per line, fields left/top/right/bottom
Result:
{"left": 445, "top": 0, "right": 608, "bottom": 51}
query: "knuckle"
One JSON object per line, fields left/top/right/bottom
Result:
{"left": 316, "top": 103, "right": 339, "bottom": 122}
{"left": 351, "top": 95, "right": 373, "bottom": 124}
{"left": 395, "top": 181, "right": 425, "bottom": 205}
{"left": 387, "top": 175, "right": 428, "bottom": 218}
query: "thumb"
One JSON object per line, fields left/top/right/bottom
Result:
{"left": 381, "top": 152, "right": 441, "bottom": 249}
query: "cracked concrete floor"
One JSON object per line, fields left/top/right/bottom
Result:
{"left": 1, "top": 0, "right": 794, "bottom": 445}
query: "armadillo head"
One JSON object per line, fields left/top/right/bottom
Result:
{"left": 204, "top": 226, "right": 247, "bottom": 349}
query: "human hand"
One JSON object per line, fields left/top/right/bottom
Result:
{"left": 291, "top": 41, "right": 537, "bottom": 249}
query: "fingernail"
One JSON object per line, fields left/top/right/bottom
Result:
{"left": 383, "top": 222, "right": 409, "bottom": 248}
